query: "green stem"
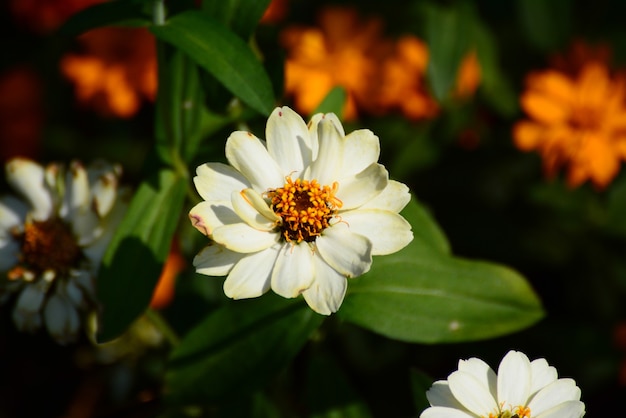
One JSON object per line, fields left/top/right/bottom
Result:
{"left": 146, "top": 308, "right": 180, "bottom": 347}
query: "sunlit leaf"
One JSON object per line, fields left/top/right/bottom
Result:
{"left": 165, "top": 294, "right": 323, "bottom": 405}
{"left": 400, "top": 196, "right": 450, "bottom": 256}
{"left": 97, "top": 169, "right": 186, "bottom": 342}
{"left": 151, "top": 10, "right": 275, "bottom": 116}
{"left": 312, "top": 86, "right": 347, "bottom": 119}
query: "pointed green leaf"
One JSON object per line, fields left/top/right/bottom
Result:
{"left": 151, "top": 10, "right": 275, "bottom": 116}
{"left": 165, "top": 295, "right": 323, "bottom": 405}
{"left": 401, "top": 197, "right": 450, "bottom": 256}
{"left": 339, "top": 239, "right": 544, "bottom": 343}
{"left": 312, "top": 86, "right": 347, "bottom": 118}
{"left": 202, "top": 0, "right": 272, "bottom": 39}
{"left": 97, "top": 169, "right": 186, "bottom": 342}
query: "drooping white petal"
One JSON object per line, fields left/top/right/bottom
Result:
{"left": 528, "top": 379, "right": 581, "bottom": 416}
{"left": 306, "top": 118, "right": 344, "bottom": 185}
{"left": 0, "top": 239, "right": 19, "bottom": 271}
{"left": 340, "top": 209, "right": 412, "bottom": 255}
{"left": 225, "top": 131, "right": 285, "bottom": 191}
{"left": 530, "top": 358, "right": 559, "bottom": 394}
{"left": 212, "top": 222, "right": 279, "bottom": 253}
{"left": 193, "top": 244, "right": 245, "bottom": 277}
{"left": 188, "top": 201, "right": 241, "bottom": 237}
{"left": 458, "top": 358, "right": 498, "bottom": 399}
{"left": 6, "top": 158, "right": 52, "bottom": 220}
{"left": 339, "top": 129, "right": 380, "bottom": 177}
{"left": 497, "top": 351, "right": 532, "bottom": 408}
{"left": 534, "top": 400, "right": 585, "bottom": 418}
{"left": 12, "top": 281, "right": 51, "bottom": 332}
{"left": 194, "top": 162, "right": 250, "bottom": 202}
{"left": 359, "top": 180, "right": 411, "bottom": 213}
{"left": 301, "top": 253, "right": 347, "bottom": 315}
{"left": 309, "top": 112, "right": 345, "bottom": 138}
{"left": 316, "top": 223, "right": 372, "bottom": 278}
{"left": 335, "top": 163, "right": 388, "bottom": 210}
{"left": 44, "top": 293, "right": 80, "bottom": 345}
{"left": 0, "top": 195, "right": 28, "bottom": 236}
{"left": 448, "top": 371, "right": 499, "bottom": 416}
{"left": 61, "top": 161, "right": 90, "bottom": 219}
{"left": 231, "top": 189, "right": 279, "bottom": 231}
{"left": 266, "top": 106, "right": 314, "bottom": 177}
{"left": 91, "top": 170, "right": 118, "bottom": 217}
{"left": 223, "top": 245, "right": 280, "bottom": 299}
{"left": 271, "top": 242, "right": 315, "bottom": 298}
{"left": 425, "top": 380, "right": 468, "bottom": 410}
{"left": 420, "top": 406, "right": 475, "bottom": 418}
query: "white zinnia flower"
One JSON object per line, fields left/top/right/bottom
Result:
{"left": 421, "top": 350, "right": 586, "bottom": 418}
{"left": 189, "top": 106, "right": 413, "bottom": 314}
{"left": 0, "top": 158, "right": 127, "bottom": 344}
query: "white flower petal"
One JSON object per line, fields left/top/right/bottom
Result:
{"left": 223, "top": 245, "right": 280, "bottom": 299}
{"left": 528, "top": 378, "right": 581, "bottom": 416}
{"left": 340, "top": 209, "right": 412, "bottom": 255}
{"left": 340, "top": 129, "right": 380, "bottom": 177}
{"left": 271, "top": 242, "right": 315, "bottom": 298}
{"left": 530, "top": 358, "right": 559, "bottom": 394}
{"left": 91, "top": 170, "right": 119, "bottom": 217}
{"left": 301, "top": 253, "right": 347, "bottom": 315}
{"left": 213, "top": 223, "right": 279, "bottom": 253}
{"left": 425, "top": 380, "right": 468, "bottom": 410}
{"left": 420, "top": 406, "right": 475, "bottom": 418}
{"left": 448, "top": 370, "right": 499, "bottom": 416}
{"left": 193, "top": 244, "right": 245, "bottom": 277}
{"left": 359, "top": 180, "right": 411, "bottom": 212}
{"left": 306, "top": 117, "right": 344, "bottom": 185}
{"left": 266, "top": 106, "right": 314, "bottom": 176}
{"left": 458, "top": 358, "right": 498, "bottom": 399}
{"left": 336, "top": 163, "right": 388, "bottom": 210}
{"left": 316, "top": 223, "right": 372, "bottom": 278}
{"left": 194, "top": 162, "right": 250, "bottom": 202}
{"left": 12, "top": 281, "right": 51, "bottom": 332}
{"left": 0, "top": 195, "right": 28, "bottom": 236}
{"left": 231, "top": 189, "right": 279, "bottom": 231}
{"left": 6, "top": 158, "right": 52, "bottom": 220}
{"left": 61, "top": 161, "right": 90, "bottom": 219}
{"left": 534, "top": 400, "right": 585, "bottom": 418}
{"left": 309, "top": 112, "right": 345, "bottom": 138}
{"left": 81, "top": 198, "right": 126, "bottom": 267}
{"left": 225, "top": 131, "right": 284, "bottom": 191}
{"left": 497, "top": 350, "right": 532, "bottom": 408}
{"left": 0, "top": 239, "right": 19, "bottom": 271}
{"left": 189, "top": 201, "right": 240, "bottom": 237}
{"left": 44, "top": 293, "right": 80, "bottom": 345}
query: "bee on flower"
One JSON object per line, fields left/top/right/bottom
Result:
{"left": 189, "top": 106, "right": 413, "bottom": 315}
{"left": 0, "top": 158, "right": 127, "bottom": 344}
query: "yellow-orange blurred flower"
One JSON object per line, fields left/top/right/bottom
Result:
{"left": 9, "top": 0, "right": 105, "bottom": 34}
{"left": 513, "top": 60, "right": 626, "bottom": 189}
{"left": 260, "top": 0, "right": 289, "bottom": 24}
{"left": 60, "top": 27, "right": 157, "bottom": 118}
{"left": 150, "top": 239, "right": 186, "bottom": 310}
{"left": 454, "top": 51, "right": 482, "bottom": 99}
{"left": 0, "top": 66, "right": 43, "bottom": 161}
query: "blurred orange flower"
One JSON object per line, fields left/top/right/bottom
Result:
{"left": 9, "top": 0, "right": 105, "bottom": 34}
{"left": 513, "top": 56, "right": 626, "bottom": 189}
{"left": 0, "top": 66, "right": 43, "bottom": 161}
{"left": 280, "top": 6, "right": 481, "bottom": 121}
{"left": 60, "top": 27, "right": 157, "bottom": 118}
{"left": 150, "top": 239, "right": 186, "bottom": 310}
{"left": 260, "top": 0, "right": 289, "bottom": 24}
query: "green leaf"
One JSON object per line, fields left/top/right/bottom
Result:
{"left": 165, "top": 294, "right": 323, "bottom": 405}
{"left": 312, "top": 86, "right": 347, "bottom": 118}
{"left": 516, "top": 0, "right": 571, "bottom": 51}
{"left": 422, "top": 3, "right": 471, "bottom": 102}
{"left": 151, "top": 10, "right": 275, "bottom": 116}
{"left": 410, "top": 369, "right": 433, "bottom": 414}
{"left": 339, "top": 239, "right": 544, "bottom": 343}
{"left": 58, "top": 0, "right": 150, "bottom": 36}
{"left": 97, "top": 169, "right": 186, "bottom": 342}
{"left": 400, "top": 196, "right": 451, "bottom": 256}
{"left": 202, "top": 0, "right": 272, "bottom": 39}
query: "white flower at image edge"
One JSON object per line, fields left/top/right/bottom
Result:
{"left": 0, "top": 158, "right": 127, "bottom": 344}
{"left": 421, "top": 350, "right": 586, "bottom": 418}
{"left": 189, "top": 106, "right": 413, "bottom": 314}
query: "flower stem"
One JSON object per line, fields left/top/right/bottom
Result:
{"left": 145, "top": 308, "right": 180, "bottom": 347}
{"left": 152, "top": 0, "right": 165, "bottom": 26}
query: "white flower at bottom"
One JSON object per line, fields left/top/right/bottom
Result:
{"left": 189, "top": 106, "right": 413, "bottom": 315}
{"left": 0, "top": 158, "right": 127, "bottom": 344}
{"left": 421, "top": 350, "right": 585, "bottom": 418}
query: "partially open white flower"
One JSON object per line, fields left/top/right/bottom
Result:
{"left": 190, "top": 106, "right": 413, "bottom": 314}
{"left": 0, "top": 158, "right": 127, "bottom": 344}
{"left": 421, "top": 350, "right": 585, "bottom": 418}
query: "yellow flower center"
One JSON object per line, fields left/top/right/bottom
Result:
{"left": 267, "top": 176, "right": 342, "bottom": 243}
{"left": 10, "top": 218, "right": 83, "bottom": 278}
{"left": 487, "top": 405, "right": 531, "bottom": 418}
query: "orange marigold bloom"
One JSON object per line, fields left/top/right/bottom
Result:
{"left": 150, "top": 239, "right": 186, "bottom": 310}
{"left": 9, "top": 0, "right": 105, "bottom": 34}
{"left": 513, "top": 61, "right": 626, "bottom": 189}
{"left": 454, "top": 50, "right": 482, "bottom": 99}
{"left": 60, "top": 27, "right": 157, "bottom": 118}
